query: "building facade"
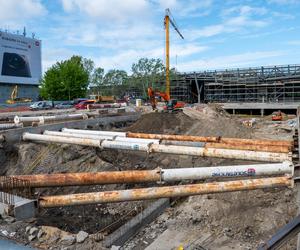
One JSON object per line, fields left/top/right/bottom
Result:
{"left": 0, "top": 31, "right": 42, "bottom": 103}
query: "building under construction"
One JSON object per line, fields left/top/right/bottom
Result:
{"left": 171, "top": 64, "right": 300, "bottom": 103}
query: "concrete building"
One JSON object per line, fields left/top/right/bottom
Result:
{"left": 0, "top": 31, "right": 42, "bottom": 103}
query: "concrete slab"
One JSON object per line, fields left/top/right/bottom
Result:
{"left": 0, "top": 193, "right": 36, "bottom": 220}
{"left": 220, "top": 102, "right": 300, "bottom": 110}
{"left": 14, "top": 199, "right": 36, "bottom": 220}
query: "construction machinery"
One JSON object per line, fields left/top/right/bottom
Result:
{"left": 89, "top": 94, "right": 116, "bottom": 103}
{"left": 147, "top": 87, "right": 184, "bottom": 112}
{"left": 147, "top": 9, "right": 185, "bottom": 112}
{"left": 272, "top": 110, "right": 283, "bottom": 121}
{"left": 6, "top": 85, "right": 32, "bottom": 104}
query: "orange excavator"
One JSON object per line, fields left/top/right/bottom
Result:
{"left": 272, "top": 110, "right": 283, "bottom": 121}
{"left": 148, "top": 87, "right": 185, "bottom": 112}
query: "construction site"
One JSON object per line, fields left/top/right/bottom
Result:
{"left": 1, "top": 3, "right": 300, "bottom": 250}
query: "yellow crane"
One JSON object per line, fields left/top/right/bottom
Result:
{"left": 164, "top": 8, "right": 184, "bottom": 100}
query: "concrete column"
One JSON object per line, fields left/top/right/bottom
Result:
{"left": 261, "top": 109, "right": 264, "bottom": 117}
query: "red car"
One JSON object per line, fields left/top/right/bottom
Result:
{"left": 75, "top": 100, "right": 96, "bottom": 109}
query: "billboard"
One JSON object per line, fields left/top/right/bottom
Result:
{"left": 0, "top": 31, "right": 41, "bottom": 85}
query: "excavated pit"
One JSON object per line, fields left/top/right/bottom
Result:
{"left": 0, "top": 105, "right": 298, "bottom": 249}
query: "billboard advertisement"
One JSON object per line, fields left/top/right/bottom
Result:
{"left": 0, "top": 31, "right": 41, "bottom": 85}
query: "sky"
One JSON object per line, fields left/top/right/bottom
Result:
{"left": 0, "top": 0, "right": 300, "bottom": 74}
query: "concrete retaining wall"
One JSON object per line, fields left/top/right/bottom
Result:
{"left": 103, "top": 198, "right": 170, "bottom": 247}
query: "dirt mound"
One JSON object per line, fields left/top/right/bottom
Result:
{"left": 127, "top": 112, "right": 194, "bottom": 134}
{"left": 128, "top": 104, "right": 252, "bottom": 138}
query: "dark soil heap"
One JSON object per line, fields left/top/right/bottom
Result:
{"left": 128, "top": 112, "right": 193, "bottom": 134}
{"left": 128, "top": 104, "right": 252, "bottom": 138}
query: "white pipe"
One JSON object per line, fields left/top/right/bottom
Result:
{"left": 14, "top": 114, "right": 88, "bottom": 125}
{"left": 14, "top": 116, "right": 42, "bottom": 124}
{"left": 0, "top": 123, "right": 23, "bottom": 130}
{"left": 101, "top": 140, "right": 150, "bottom": 151}
{"left": 114, "top": 137, "right": 160, "bottom": 144}
{"left": 62, "top": 128, "right": 126, "bottom": 137}
{"left": 43, "top": 131, "right": 160, "bottom": 144}
{"left": 22, "top": 133, "right": 291, "bottom": 162}
{"left": 162, "top": 140, "right": 205, "bottom": 147}
{"left": 43, "top": 131, "right": 113, "bottom": 140}
{"left": 23, "top": 133, "right": 101, "bottom": 147}
{"left": 162, "top": 161, "right": 293, "bottom": 181}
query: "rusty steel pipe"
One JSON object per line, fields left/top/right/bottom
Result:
{"left": 149, "top": 144, "right": 291, "bottom": 162}
{"left": 22, "top": 133, "right": 291, "bottom": 162}
{"left": 10, "top": 162, "right": 293, "bottom": 188}
{"left": 39, "top": 176, "right": 292, "bottom": 207}
{"left": 12, "top": 170, "right": 160, "bottom": 187}
{"left": 126, "top": 132, "right": 293, "bottom": 147}
{"left": 205, "top": 143, "right": 291, "bottom": 153}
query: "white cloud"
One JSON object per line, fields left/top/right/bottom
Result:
{"left": 272, "top": 11, "right": 295, "bottom": 19}
{"left": 0, "top": 0, "right": 46, "bottom": 28}
{"left": 267, "top": 0, "right": 299, "bottom": 4}
{"left": 156, "top": 0, "right": 213, "bottom": 16}
{"left": 222, "top": 5, "right": 267, "bottom": 16}
{"left": 178, "top": 50, "right": 287, "bottom": 71}
{"left": 188, "top": 5, "right": 269, "bottom": 39}
{"left": 61, "top": 0, "right": 75, "bottom": 12}
{"left": 61, "top": 0, "right": 150, "bottom": 22}
{"left": 91, "top": 44, "right": 209, "bottom": 71}
{"left": 42, "top": 47, "right": 75, "bottom": 72}
{"left": 287, "top": 40, "right": 300, "bottom": 45}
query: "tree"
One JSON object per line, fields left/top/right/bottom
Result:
{"left": 131, "top": 58, "right": 165, "bottom": 97}
{"left": 83, "top": 58, "right": 95, "bottom": 83}
{"left": 103, "top": 69, "right": 127, "bottom": 86}
{"left": 40, "top": 56, "right": 89, "bottom": 100}
{"left": 101, "top": 69, "right": 128, "bottom": 95}
{"left": 91, "top": 67, "right": 105, "bottom": 93}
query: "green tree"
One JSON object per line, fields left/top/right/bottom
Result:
{"left": 102, "top": 69, "right": 128, "bottom": 95}
{"left": 131, "top": 58, "right": 165, "bottom": 97}
{"left": 91, "top": 67, "right": 105, "bottom": 93}
{"left": 83, "top": 58, "right": 95, "bottom": 83}
{"left": 103, "top": 69, "right": 127, "bottom": 85}
{"left": 40, "top": 56, "right": 89, "bottom": 100}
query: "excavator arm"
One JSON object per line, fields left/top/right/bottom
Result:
{"left": 148, "top": 87, "right": 170, "bottom": 110}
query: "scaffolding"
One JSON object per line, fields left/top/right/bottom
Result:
{"left": 174, "top": 64, "right": 300, "bottom": 103}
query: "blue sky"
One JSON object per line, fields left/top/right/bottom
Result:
{"left": 1, "top": 0, "right": 300, "bottom": 73}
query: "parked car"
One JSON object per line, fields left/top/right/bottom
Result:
{"left": 75, "top": 100, "right": 96, "bottom": 109}
{"left": 73, "top": 98, "right": 88, "bottom": 105}
{"left": 55, "top": 102, "right": 74, "bottom": 109}
{"left": 30, "top": 101, "right": 54, "bottom": 110}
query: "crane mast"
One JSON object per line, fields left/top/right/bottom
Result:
{"left": 164, "top": 8, "right": 184, "bottom": 100}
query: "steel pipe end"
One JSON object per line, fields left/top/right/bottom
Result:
{"left": 22, "top": 132, "right": 29, "bottom": 141}
{"left": 14, "top": 116, "right": 20, "bottom": 124}
{"left": 0, "top": 135, "right": 5, "bottom": 143}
